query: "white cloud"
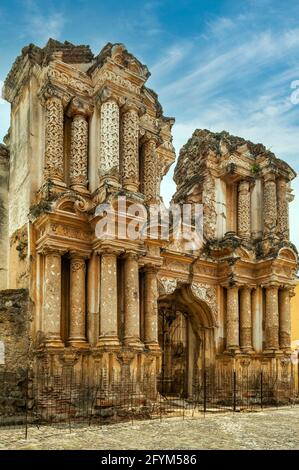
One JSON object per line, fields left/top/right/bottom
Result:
{"left": 150, "top": 42, "right": 192, "bottom": 77}
{"left": 24, "top": 11, "right": 66, "bottom": 44}
{"left": 21, "top": 1, "right": 66, "bottom": 45}
{"left": 206, "top": 16, "right": 235, "bottom": 37}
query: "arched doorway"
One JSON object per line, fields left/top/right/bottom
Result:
{"left": 157, "top": 286, "right": 216, "bottom": 397}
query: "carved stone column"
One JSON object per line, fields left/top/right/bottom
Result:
{"left": 144, "top": 266, "right": 160, "bottom": 351}
{"left": 43, "top": 93, "right": 65, "bottom": 185}
{"left": 97, "top": 249, "right": 120, "bottom": 348}
{"left": 98, "top": 88, "right": 120, "bottom": 187}
{"left": 265, "top": 285, "right": 279, "bottom": 351}
{"left": 263, "top": 173, "right": 277, "bottom": 236}
{"left": 68, "top": 98, "right": 93, "bottom": 193}
{"left": 240, "top": 287, "right": 253, "bottom": 352}
{"left": 124, "top": 252, "right": 143, "bottom": 349}
{"left": 277, "top": 178, "right": 289, "bottom": 240}
{"left": 226, "top": 286, "right": 240, "bottom": 352}
{"left": 121, "top": 102, "right": 140, "bottom": 192}
{"left": 68, "top": 253, "right": 88, "bottom": 348}
{"left": 238, "top": 180, "right": 251, "bottom": 239}
{"left": 142, "top": 135, "right": 158, "bottom": 203}
{"left": 43, "top": 248, "right": 64, "bottom": 347}
{"left": 279, "top": 287, "right": 292, "bottom": 351}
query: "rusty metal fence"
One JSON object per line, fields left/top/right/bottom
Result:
{"left": 0, "top": 367, "right": 298, "bottom": 439}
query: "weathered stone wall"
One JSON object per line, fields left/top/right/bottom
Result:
{"left": 0, "top": 289, "right": 31, "bottom": 417}
{"left": 0, "top": 145, "right": 9, "bottom": 290}
{"left": 0, "top": 289, "right": 31, "bottom": 372}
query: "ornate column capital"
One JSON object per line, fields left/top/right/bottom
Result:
{"left": 38, "top": 245, "right": 68, "bottom": 257}
{"left": 123, "top": 250, "right": 139, "bottom": 261}
{"left": 39, "top": 82, "right": 72, "bottom": 108}
{"left": 121, "top": 99, "right": 146, "bottom": 116}
{"left": 139, "top": 130, "right": 162, "bottom": 147}
{"left": 263, "top": 172, "right": 276, "bottom": 183}
{"left": 96, "top": 86, "right": 125, "bottom": 107}
{"left": 67, "top": 97, "right": 94, "bottom": 118}
{"left": 238, "top": 179, "right": 251, "bottom": 192}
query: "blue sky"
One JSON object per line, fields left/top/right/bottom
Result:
{"left": 0, "top": 0, "right": 299, "bottom": 246}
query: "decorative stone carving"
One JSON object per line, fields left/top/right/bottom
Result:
{"left": 44, "top": 96, "right": 64, "bottom": 183}
{"left": 99, "top": 97, "right": 120, "bottom": 182}
{"left": 121, "top": 104, "right": 139, "bottom": 191}
{"left": 48, "top": 67, "right": 93, "bottom": 96}
{"left": 263, "top": 173, "right": 277, "bottom": 236}
{"left": 238, "top": 180, "right": 251, "bottom": 239}
{"left": 70, "top": 115, "right": 89, "bottom": 190}
{"left": 202, "top": 171, "right": 217, "bottom": 240}
{"left": 277, "top": 178, "right": 289, "bottom": 240}
{"left": 190, "top": 282, "right": 218, "bottom": 322}
{"left": 158, "top": 277, "right": 178, "bottom": 296}
{"left": 142, "top": 136, "right": 158, "bottom": 202}
{"left": 94, "top": 70, "right": 141, "bottom": 95}
{"left": 68, "top": 97, "right": 93, "bottom": 192}
{"left": 49, "top": 223, "right": 92, "bottom": 242}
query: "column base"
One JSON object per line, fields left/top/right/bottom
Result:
{"left": 240, "top": 347, "right": 255, "bottom": 354}
{"left": 96, "top": 335, "right": 120, "bottom": 349}
{"left": 70, "top": 184, "right": 89, "bottom": 195}
{"left": 123, "top": 337, "right": 144, "bottom": 351}
{"left": 44, "top": 337, "right": 65, "bottom": 349}
{"left": 263, "top": 348, "right": 281, "bottom": 355}
{"left": 50, "top": 179, "right": 67, "bottom": 190}
{"left": 68, "top": 339, "right": 89, "bottom": 349}
{"left": 225, "top": 347, "right": 241, "bottom": 355}
{"left": 144, "top": 341, "right": 161, "bottom": 352}
{"left": 280, "top": 347, "right": 292, "bottom": 354}
{"left": 124, "top": 182, "right": 139, "bottom": 193}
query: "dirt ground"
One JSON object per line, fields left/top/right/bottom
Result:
{"left": 0, "top": 406, "right": 299, "bottom": 450}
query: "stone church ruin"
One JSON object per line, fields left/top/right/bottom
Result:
{"left": 0, "top": 40, "right": 298, "bottom": 417}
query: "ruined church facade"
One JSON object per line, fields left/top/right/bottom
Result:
{"left": 0, "top": 40, "right": 298, "bottom": 397}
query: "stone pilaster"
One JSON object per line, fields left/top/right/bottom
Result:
{"left": 98, "top": 88, "right": 120, "bottom": 187}
{"left": 264, "top": 285, "right": 279, "bottom": 351}
{"left": 123, "top": 252, "right": 143, "bottom": 350}
{"left": 68, "top": 253, "right": 88, "bottom": 348}
{"left": 43, "top": 248, "right": 64, "bottom": 348}
{"left": 226, "top": 285, "right": 240, "bottom": 352}
{"left": 238, "top": 180, "right": 251, "bottom": 239}
{"left": 240, "top": 287, "right": 253, "bottom": 352}
{"left": 68, "top": 98, "right": 93, "bottom": 193}
{"left": 263, "top": 173, "right": 277, "bottom": 236}
{"left": 144, "top": 266, "right": 160, "bottom": 351}
{"left": 97, "top": 249, "right": 120, "bottom": 348}
{"left": 277, "top": 178, "right": 289, "bottom": 240}
{"left": 279, "top": 287, "right": 292, "bottom": 351}
{"left": 121, "top": 102, "right": 140, "bottom": 192}
{"left": 142, "top": 135, "right": 159, "bottom": 203}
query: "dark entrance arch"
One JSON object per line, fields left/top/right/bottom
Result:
{"left": 157, "top": 286, "right": 216, "bottom": 397}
